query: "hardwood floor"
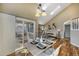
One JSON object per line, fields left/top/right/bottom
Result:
{"left": 8, "top": 38, "right": 79, "bottom": 56}
{"left": 53, "top": 39, "right": 79, "bottom": 56}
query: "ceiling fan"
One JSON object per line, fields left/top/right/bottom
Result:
{"left": 35, "top": 4, "right": 47, "bottom": 17}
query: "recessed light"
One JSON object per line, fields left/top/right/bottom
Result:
{"left": 50, "top": 5, "right": 61, "bottom": 15}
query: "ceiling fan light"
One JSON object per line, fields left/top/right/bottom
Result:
{"left": 35, "top": 13, "right": 40, "bottom": 17}
{"left": 42, "top": 12, "right": 47, "bottom": 16}
{"left": 37, "top": 9, "right": 41, "bottom": 13}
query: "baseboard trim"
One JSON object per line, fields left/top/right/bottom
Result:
{"left": 71, "top": 42, "right": 79, "bottom": 48}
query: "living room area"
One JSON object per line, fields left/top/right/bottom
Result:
{"left": 0, "top": 3, "right": 79, "bottom": 56}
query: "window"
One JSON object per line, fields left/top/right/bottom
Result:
{"left": 71, "top": 18, "right": 79, "bottom": 30}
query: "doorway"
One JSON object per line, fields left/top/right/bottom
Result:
{"left": 64, "top": 24, "right": 71, "bottom": 40}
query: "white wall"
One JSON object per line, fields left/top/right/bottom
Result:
{"left": 0, "top": 13, "right": 19, "bottom": 55}
{"left": 71, "top": 30, "right": 79, "bottom": 47}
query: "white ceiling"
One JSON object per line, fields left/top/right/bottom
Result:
{"left": 0, "top": 3, "right": 70, "bottom": 23}
{"left": 38, "top": 3, "right": 71, "bottom": 25}
{"left": 0, "top": 3, "right": 38, "bottom": 20}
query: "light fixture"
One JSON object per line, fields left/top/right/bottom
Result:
{"left": 37, "top": 8, "right": 41, "bottom": 13}
{"left": 35, "top": 4, "right": 47, "bottom": 17}
{"left": 42, "top": 4, "right": 50, "bottom": 10}
{"left": 50, "top": 5, "right": 61, "bottom": 15}
{"left": 42, "top": 10, "right": 47, "bottom": 16}
{"left": 35, "top": 12, "right": 40, "bottom": 17}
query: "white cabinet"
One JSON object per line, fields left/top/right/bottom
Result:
{"left": 0, "top": 13, "right": 18, "bottom": 55}
{"left": 16, "top": 17, "right": 35, "bottom": 47}
{"left": 0, "top": 13, "right": 36, "bottom": 55}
